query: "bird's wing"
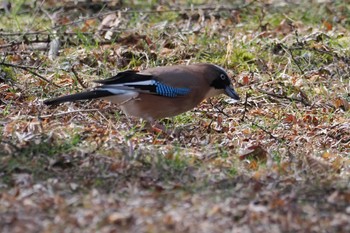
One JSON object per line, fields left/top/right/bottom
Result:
{"left": 95, "top": 70, "right": 191, "bottom": 98}
{"left": 93, "top": 70, "right": 151, "bottom": 84}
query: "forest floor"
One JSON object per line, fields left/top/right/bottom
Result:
{"left": 0, "top": 0, "right": 349, "bottom": 232}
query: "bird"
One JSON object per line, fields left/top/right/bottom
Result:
{"left": 44, "top": 63, "right": 240, "bottom": 123}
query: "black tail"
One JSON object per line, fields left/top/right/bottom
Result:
{"left": 43, "top": 90, "right": 114, "bottom": 105}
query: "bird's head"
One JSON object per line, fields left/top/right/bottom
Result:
{"left": 205, "top": 64, "right": 240, "bottom": 100}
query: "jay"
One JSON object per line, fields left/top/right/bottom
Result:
{"left": 44, "top": 63, "right": 240, "bottom": 122}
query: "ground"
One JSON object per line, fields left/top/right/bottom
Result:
{"left": 0, "top": 0, "right": 349, "bottom": 232}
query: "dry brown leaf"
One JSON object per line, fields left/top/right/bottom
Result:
{"left": 107, "top": 212, "right": 132, "bottom": 225}
{"left": 333, "top": 97, "right": 349, "bottom": 111}
{"left": 323, "top": 20, "right": 333, "bottom": 31}
{"left": 207, "top": 205, "right": 221, "bottom": 216}
{"left": 163, "top": 214, "right": 175, "bottom": 226}
{"left": 303, "top": 114, "right": 319, "bottom": 126}
{"left": 246, "top": 160, "right": 259, "bottom": 170}
{"left": 305, "top": 155, "right": 334, "bottom": 173}
{"left": 240, "top": 145, "right": 268, "bottom": 166}
{"left": 242, "top": 75, "right": 249, "bottom": 85}
{"left": 332, "top": 157, "right": 344, "bottom": 171}
{"left": 270, "top": 198, "right": 285, "bottom": 209}
{"left": 284, "top": 114, "right": 297, "bottom": 124}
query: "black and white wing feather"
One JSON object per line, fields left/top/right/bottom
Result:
{"left": 95, "top": 70, "right": 190, "bottom": 97}
{"left": 44, "top": 70, "right": 190, "bottom": 105}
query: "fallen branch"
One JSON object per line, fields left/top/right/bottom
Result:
{"left": 240, "top": 92, "right": 249, "bottom": 121}
{"left": 209, "top": 99, "right": 230, "bottom": 117}
{"left": 38, "top": 108, "right": 100, "bottom": 118}
{"left": 71, "top": 66, "right": 87, "bottom": 88}
{"left": 0, "top": 62, "right": 60, "bottom": 88}
{"left": 251, "top": 121, "right": 284, "bottom": 142}
{"left": 0, "top": 38, "right": 51, "bottom": 49}
{"left": 0, "top": 32, "right": 93, "bottom": 36}
{"left": 282, "top": 44, "right": 304, "bottom": 74}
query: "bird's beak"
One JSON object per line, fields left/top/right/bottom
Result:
{"left": 225, "top": 85, "right": 240, "bottom": 100}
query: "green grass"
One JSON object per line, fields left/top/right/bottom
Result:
{"left": 0, "top": 1, "right": 349, "bottom": 232}
{"left": 0, "top": 136, "right": 79, "bottom": 186}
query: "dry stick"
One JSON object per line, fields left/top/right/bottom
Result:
{"left": 240, "top": 92, "right": 249, "bottom": 121}
{"left": 241, "top": 111, "right": 286, "bottom": 143}
{"left": 280, "top": 34, "right": 305, "bottom": 75}
{"left": 0, "top": 62, "right": 60, "bottom": 88}
{"left": 294, "top": 29, "right": 301, "bottom": 45}
{"left": 290, "top": 45, "right": 350, "bottom": 64}
{"left": 39, "top": 108, "right": 100, "bottom": 118}
{"left": 251, "top": 121, "right": 283, "bottom": 142}
{"left": 0, "top": 32, "right": 94, "bottom": 36}
{"left": 0, "top": 39, "right": 51, "bottom": 49}
{"left": 256, "top": 88, "right": 310, "bottom": 106}
{"left": 0, "top": 139, "right": 20, "bottom": 151}
{"left": 0, "top": 62, "right": 44, "bottom": 71}
{"left": 287, "top": 47, "right": 304, "bottom": 74}
{"left": 239, "top": 93, "right": 285, "bottom": 143}
{"left": 0, "top": 37, "right": 117, "bottom": 50}
{"left": 71, "top": 66, "right": 87, "bottom": 89}
{"left": 209, "top": 99, "right": 230, "bottom": 117}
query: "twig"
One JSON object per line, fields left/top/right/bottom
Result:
{"left": 257, "top": 88, "right": 310, "bottom": 106}
{"left": 209, "top": 99, "right": 230, "bottom": 117}
{"left": 287, "top": 47, "right": 304, "bottom": 74}
{"left": 0, "top": 139, "right": 20, "bottom": 152}
{"left": 71, "top": 66, "right": 86, "bottom": 88}
{"left": 38, "top": 108, "right": 100, "bottom": 118}
{"left": 0, "top": 62, "right": 60, "bottom": 88}
{"left": 289, "top": 45, "right": 350, "bottom": 63}
{"left": 0, "top": 32, "right": 94, "bottom": 36}
{"left": 251, "top": 121, "right": 284, "bottom": 142}
{"left": 0, "top": 39, "right": 51, "bottom": 49}
{"left": 0, "top": 61, "right": 43, "bottom": 70}
{"left": 40, "top": 7, "right": 59, "bottom": 27}
{"left": 294, "top": 29, "right": 301, "bottom": 45}
{"left": 279, "top": 43, "right": 304, "bottom": 74}
{"left": 0, "top": 36, "right": 122, "bottom": 50}
{"left": 240, "top": 92, "right": 249, "bottom": 121}
{"left": 207, "top": 119, "right": 214, "bottom": 133}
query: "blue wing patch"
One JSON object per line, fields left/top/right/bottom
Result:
{"left": 100, "top": 80, "right": 191, "bottom": 98}
{"left": 155, "top": 81, "right": 190, "bottom": 97}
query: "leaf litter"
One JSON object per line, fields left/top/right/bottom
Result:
{"left": 0, "top": 0, "right": 350, "bottom": 233}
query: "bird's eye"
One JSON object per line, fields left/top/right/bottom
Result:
{"left": 220, "top": 74, "right": 226, "bottom": 80}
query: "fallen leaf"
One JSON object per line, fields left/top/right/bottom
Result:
{"left": 107, "top": 212, "right": 132, "bottom": 225}
{"left": 284, "top": 114, "right": 297, "bottom": 124}
{"left": 323, "top": 20, "right": 333, "bottom": 31}
{"left": 333, "top": 98, "right": 349, "bottom": 111}
{"left": 242, "top": 75, "right": 249, "bottom": 85}
{"left": 240, "top": 145, "right": 267, "bottom": 162}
